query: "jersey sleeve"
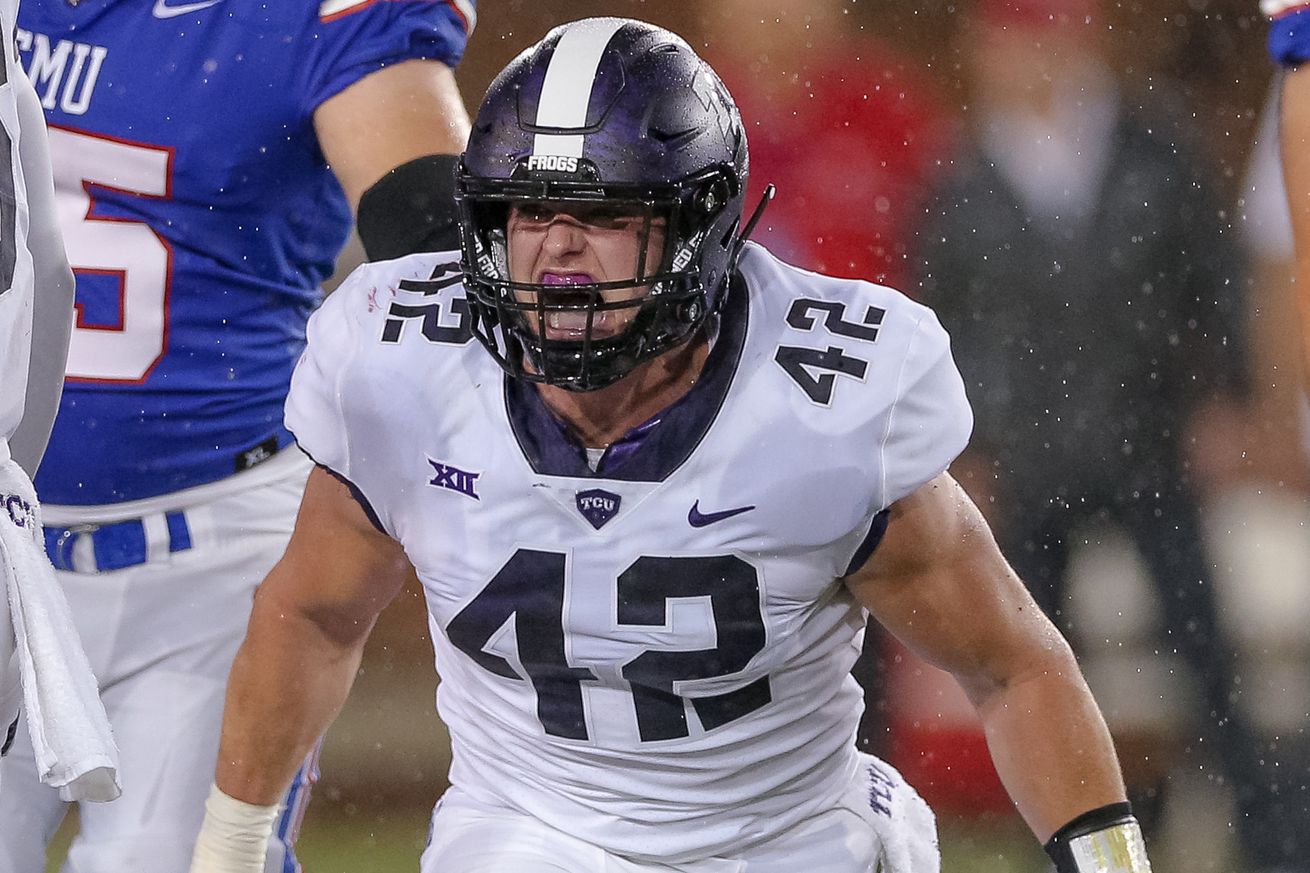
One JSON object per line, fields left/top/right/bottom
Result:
{"left": 306, "top": 0, "right": 475, "bottom": 112}
{"left": 286, "top": 254, "right": 450, "bottom": 537}
{"left": 7, "top": 55, "right": 73, "bottom": 477}
{"left": 877, "top": 309, "right": 973, "bottom": 509}
{"left": 284, "top": 273, "right": 363, "bottom": 477}
{"left": 1265, "top": 1, "right": 1310, "bottom": 66}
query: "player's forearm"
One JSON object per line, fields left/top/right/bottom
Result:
{"left": 213, "top": 576, "right": 373, "bottom": 805}
{"left": 963, "top": 649, "right": 1126, "bottom": 843}
{"left": 1282, "top": 65, "right": 1310, "bottom": 376}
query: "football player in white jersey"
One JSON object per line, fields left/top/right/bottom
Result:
{"left": 190, "top": 17, "right": 1154, "bottom": 873}
{"left": 0, "top": 0, "right": 115, "bottom": 803}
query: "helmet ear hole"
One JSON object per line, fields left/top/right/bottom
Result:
{"left": 694, "top": 178, "right": 730, "bottom": 215}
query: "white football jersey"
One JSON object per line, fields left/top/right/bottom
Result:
{"left": 287, "top": 242, "right": 973, "bottom": 862}
{"left": 0, "top": 0, "right": 36, "bottom": 458}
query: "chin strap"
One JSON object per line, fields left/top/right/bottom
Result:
{"left": 724, "top": 183, "right": 775, "bottom": 276}
{"left": 739, "top": 183, "right": 775, "bottom": 243}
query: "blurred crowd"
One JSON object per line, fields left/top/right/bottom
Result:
{"left": 689, "top": 1, "right": 1310, "bottom": 871}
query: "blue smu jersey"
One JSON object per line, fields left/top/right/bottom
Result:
{"left": 1266, "top": 1, "right": 1310, "bottom": 65}
{"left": 19, "top": 0, "right": 473, "bottom": 505}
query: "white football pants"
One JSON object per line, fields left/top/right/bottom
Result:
{"left": 421, "top": 753, "right": 940, "bottom": 873}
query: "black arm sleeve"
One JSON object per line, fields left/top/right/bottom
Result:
{"left": 356, "top": 153, "right": 462, "bottom": 261}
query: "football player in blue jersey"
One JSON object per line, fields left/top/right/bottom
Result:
{"left": 0, "top": 2, "right": 475, "bottom": 872}
{"left": 191, "top": 17, "right": 1153, "bottom": 873}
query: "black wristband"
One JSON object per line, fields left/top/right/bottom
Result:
{"left": 1045, "top": 802, "right": 1150, "bottom": 873}
{"left": 357, "top": 153, "right": 462, "bottom": 261}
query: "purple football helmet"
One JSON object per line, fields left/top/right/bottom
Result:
{"left": 455, "top": 17, "right": 751, "bottom": 391}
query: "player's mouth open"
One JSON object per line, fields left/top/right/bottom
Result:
{"left": 538, "top": 272, "right": 612, "bottom": 339}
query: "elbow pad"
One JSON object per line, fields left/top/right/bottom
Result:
{"left": 1044, "top": 802, "right": 1153, "bottom": 873}
{"left": 1265, "top": 1, "right": 1310, "bottom": 67}
{"left": 356, "top": 153, "right": 461, "bottom": 261}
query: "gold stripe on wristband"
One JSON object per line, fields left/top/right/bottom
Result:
{"left": 1068, "top": 820, "right": 1152, "bottom": 873}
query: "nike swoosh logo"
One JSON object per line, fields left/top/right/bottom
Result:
{"left": 152, "top": 0, "right": 224, "bottom": 19}
{"left": 688, "top": 501, "right": 756, "bottom": 528}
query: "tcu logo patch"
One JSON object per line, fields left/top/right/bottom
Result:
{"left": 526, "top": 154, "right": 579, "bottom": 173}
{"left": 427, "top": 458, "right": 480, "bottom": 501}
{"left": 575, "top": 488, "right": 621, "bottom": 530}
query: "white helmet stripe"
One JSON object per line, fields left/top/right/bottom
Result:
{"left": 532, "top": 18, "right": 627, "bottom": 159}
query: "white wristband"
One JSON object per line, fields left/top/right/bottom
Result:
{"left": 189, "top": 783, "right": 281, "bottom": 873}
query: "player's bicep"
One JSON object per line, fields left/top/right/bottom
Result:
{"left": 261, "top": 465, "right": 412, "bottom": 646}
{"left": 313, "top": 58, "right": 470, "bottom": 209}
{"left": 845, "top": 473, "right": 1068, "bottom": 702}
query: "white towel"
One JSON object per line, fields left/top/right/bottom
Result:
{"left": 0, "top": 459, "right": 120, "bottom": 802}
{"left": 860, "top": 754, "right": 940, "bottom": 873}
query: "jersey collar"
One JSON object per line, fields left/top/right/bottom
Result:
{"left": 504, "top": 277, "right": 749, "bottom": 482}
